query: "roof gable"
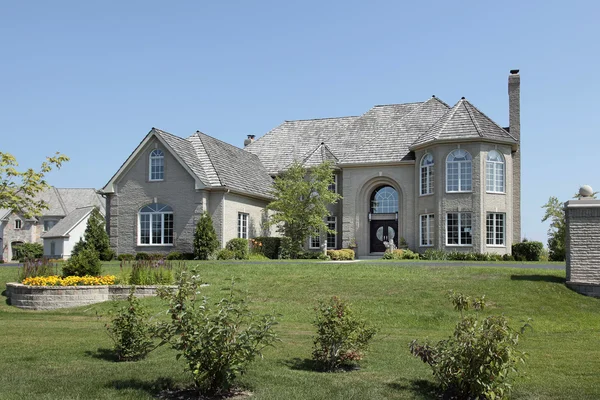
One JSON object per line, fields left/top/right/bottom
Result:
{"left": 41, "top": 206, "right": 95, "bottom": 238}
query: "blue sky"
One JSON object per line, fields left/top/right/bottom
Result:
{"left": 2, "top": 1, "right": 598, "bottom": 244}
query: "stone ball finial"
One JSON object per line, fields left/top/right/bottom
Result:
{"left": 579, "top": 185, "right": 594, "bottom": 198}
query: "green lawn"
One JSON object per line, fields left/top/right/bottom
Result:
{"left": 1, "top": 261, "right": 599, "bottom": 399}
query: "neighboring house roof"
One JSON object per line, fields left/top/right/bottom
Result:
{"left": 101, "top": 128, "right": 274, "bottom": 199}
{"left": 41, "top": 206, "right": 95, "bottom": 239}
{"left": 244, "top": 116, "right": 358, "bottom": 174}
{"left": 411, "top": 98, "right": 517, "bottom": 149}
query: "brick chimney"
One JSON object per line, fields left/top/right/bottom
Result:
{"left": 509, "top": 69, "right": 521, "bottom": 243}
{"left": 244, "top": 134, "right": 256, "bottom": 147}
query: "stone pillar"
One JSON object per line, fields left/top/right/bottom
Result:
{"left": 565, "top": 185, "right": 600, "bottom": 297}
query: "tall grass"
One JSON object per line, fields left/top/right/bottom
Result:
{"left": 120, "top": 258, "right": 178, "bottom": 285}
{"left": 17, "top": 258, "right": 60, "bottom": 282}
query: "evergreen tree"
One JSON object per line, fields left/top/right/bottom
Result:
{"left": 194, "top": 211, "right": 220, "bottom": 260}
{"left": 72, "top": 207, "right": 114, "bottom": 261}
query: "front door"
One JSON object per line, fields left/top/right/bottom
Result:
{"left": 370, "top": 220, "right": 398, "bottom": 252}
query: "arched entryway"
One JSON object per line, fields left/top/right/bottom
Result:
{"left": 369, "top": 186, "right": 399, "bottom": 252}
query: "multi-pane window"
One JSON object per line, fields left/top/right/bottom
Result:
{"left": 446, "top": 149, "right": 472, "bottom": 192}
{"left": 486, "top": 213, "right": 505, "bottom": 246}
{"left": 371, "top": 186, "right": 398, "bottom": 214}
{"left": 328, "top": 174, "right": 338, "bottom": 193}
{"left": 238, "top": 213, "right": 249, "bottom": 239}
{"left": 149, "top": 149, "right": 164, "bottom": 181}
{"left": 139, "top": 203, "right": 173, "bottom": 245}
{"left": 420, "top": 153, "right": 434, "bottom": 195}
{"left": 326, "top": 216, "right": 337, "bottom": 249}
{"left": 309, "top": 229, "right": 320, "bottom": 249}
{"left": 486, "top": 150, "right": 505, "bottom": 193}
{"left": 420, "top": 214, "right": 434, "bottom": 246}
{"left": 44, "top": 220, "right": 57, "bottom": 232}
{"left": 446, "top": 212, "right": 472, "bottom": 246}
{"left": 14, "top": 219, "right": 22, "bottom": 229}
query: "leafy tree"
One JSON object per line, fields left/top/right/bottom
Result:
{"left": 266, "top": 161, "right": 341, "bottom": 257}
{"left": 72, "top": 207, "right": 113, "bottom": 261}
{"left": 542, "top": 191, "right": 598, "bottom": 261}
{"left": 193, "top": 211, "right": 219, "bottom": 260}
{"left": 0, "top": 152, "right": 69, "bottom": 218}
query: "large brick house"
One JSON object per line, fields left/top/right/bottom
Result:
{"left": 101, "top": 71, "right": 521, "bottom": 257}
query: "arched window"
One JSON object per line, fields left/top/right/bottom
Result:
{"left": 486, "top": 150, "right": 505, "bottom": 193}
{"left": 149, "top": 149, "right": 164, "bottom": 181}
{"left": 138, "top": 203, "right": 173, "bottom": 245}
{"left": 371, "top": 186, "right": 398, "bottom": 214}
{"left": 446, "top": 149, "right": 472, "bottom": 192}
{"left": 420, "top": 153, "right": 434, "bottom": 195}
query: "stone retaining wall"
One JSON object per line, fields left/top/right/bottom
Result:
{"left": 6, "top": 283, "right": 176, "bottom": 310}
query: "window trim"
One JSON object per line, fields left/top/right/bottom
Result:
{"left": 446, "top": 149, "right": 473, "bottom": 193}
{"left": 486, "top": 150, "right": 505, "bottom": 194}
{"left": 149, "top": 149, "right": 165, "bottom": 182}
{"left": 420, "top": 153, "right": 434, "bottom": 196}
{"left": 420, "top": 214, "right": 434, "bottom": 247}
{"left": 326, "top": 216, "right": 337, "bottom": 249}
{"left": 371, "top": 185, "right": 399, "bottom": 214}
{"left": 328, "top": 174, "right": 338, "bottom": 194}
{"left": 486, "top": 212, "right": 506, "bottom": 247}
{"left": 446, "top": 212, "right": 473, "bottom": 246}
{"left": 137, "top": 203, "right": 174, "bottom": 246}
{"left": 309, "top": 231, "right": 321, "bottom": 249}
{"left": 14, "top": 219, "right": 22, "bottom": 229}
{"left": 237, "top": 212, "right": 249, "bottom": 239}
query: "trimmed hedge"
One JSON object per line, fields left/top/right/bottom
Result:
{"left": 512, "top": 241, "right": 543, "bottom": 261}
{"left": 225, "top": 238, "right": 249, "bottom": 260}
{"left": 327, "top": 249, "right": 355, "bottom": 261}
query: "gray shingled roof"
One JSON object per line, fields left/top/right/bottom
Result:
{"left": 55, "top": 188, "right": 104, "bottom": 215}
{"left": 411, "top": 98, "right": 517, "bottom": 148}
{"left": 245, "top": 116, "right": 358, "bottom": 174}
{"left": 188, "top": 132, "right": 274, "bottom": 198}
{"left": 41, "top": 206, "right": 95, "bottom": 238}
{"left": 153, "top": 129, "right": 211, "bottom": 186}
{"left": 0, "top": 208, "right": 11, "bottom": 221}
{"left": 298, "top": 143, "right": 339, "bottom": 168}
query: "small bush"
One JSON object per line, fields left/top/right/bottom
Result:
{"left": 503, "top": 253, "right": 515, "bottom": 261}
{"left": 327, "top": 249, "right": 354, "bottom": 261}
{"left": 278, "top": 237, "right": 293, "bottom": 259}
{"left": 254, "top": 236, "right": 281, "bottom": 260}
{"left": 297, "top": 251, "right": 324, "bottom": 260}
{"left": 194, "top": 212, "right": 220, "bottom": 260}
{"left": 420, "top": 249, "right": 447, "bottom": 260}
{"left": 129, "top": 259, "right": 174, "bottom": 285}
{"left": 217, "top": 249, "right": 236, "bottom": 260}
{"left": 512, "top": 241, "right": 543, "bottom": 261}
{"left": 135, "top": 252, "right": 149, "bottom": 260}
{"left": 106, "top": 287, "right": 157, "bottom": 361}
{"left": 156, "top": 272, "right": 279, "bottom": 396}
{"left": 225, "top": 238, "right": 249, "bottom": 260}
{"left": 166, "top": 251, "right": 182, "bottom": 260}
{"left": 382, "top": 249, "right": 404, "bottom": 260}
{"left": 62, "top": 247, "right": 102, "bottom": 277}
{"left": 12, "top": 243, "right": 44, "bottom": 262}
{"left": 312, "top": 296, "right": 377, "bottom": 371}
{"left": 410, "top": 291, "right": 528, "bottom": 399}
{"left": 117, "top": 254, "right": 135, "bottom": 261}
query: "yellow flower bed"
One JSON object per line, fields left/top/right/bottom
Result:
{"left": 22, "top": 275, "right": 117, "bottom": 286}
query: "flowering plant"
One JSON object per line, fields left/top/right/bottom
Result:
{"left": 22, "top": 275, "right": 116, "bottom": 286}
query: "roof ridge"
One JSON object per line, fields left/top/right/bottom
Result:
{"left": 284, "top": 116, "right": 358, "bottom": 122}
{"left": 463, "top": 100, "right": 518, "bottom": 142}
{"left": 373, "top": 101, "right": 423, "bottom": 107}
{"left": 193, "top": 132, "right": 223, "bottom": 186}
{"left": 436, "top": 99, "right": 463, "bottom": 137}
{"left": 429, "top": 96, "right": 451, "bottom": 109}
{"left": 53, "top": 186, "right": 68, "bottom": 215}
{"left": 461, "top": 100, "right": 484, "bottom": 138}
{"left": 339, "top": 98, "right": 433, "bottom": 162}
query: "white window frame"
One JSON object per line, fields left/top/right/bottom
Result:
{"left": 238, "top": 212, "right": 249, "bottom": 239}
{"left": 446, "top": 212, "right": 473, "bottom": 246}
{"left": 149, "top": 149, "right": 165, "bottom": 181}
{"left": 14, "top": 219, "right": 22, "bottom": 229}
{"left": 486, "top": 150, "right": 505, "bottom": 193}
{"left": 486, "top": 213, "right": 505, "bottom": 246}
{"left": 420, "top": 214, "right": 434, "bottom": 247}
{"left": 138, "top": 203, "right": 174, "bottom": 246}
{"left": 326, "top": 216, "right": 337, "bottom": 249}
{"left": 446, "top": 149, "right": 472, "bottom": 193}
{"left": 328, "top": 174, "right": 338, "bottom": 194}
{"left": 309, "top": 231, "right": 321, "bottom": 249}
{"left": 420, "top": 153, "right": 434, "bottom": 195}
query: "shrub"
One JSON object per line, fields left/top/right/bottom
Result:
{"left": 129, "top": 259, "right": 174, "bottom": 285}
{"left": 512, "top": 240, "right": 543, "bottom": 261}
{"left": 382, "top": 249, "right": 404, "bottom": 260}
{"left": 156, "top": 271, "right": 279, "bottom": 396}
{"left": 216, "top": 249, "right": 235, "bottom": 260}
{"left": 278, "top": 236, "right": 293, "bottom": 259}
{"left": 297, "top": 251, "right": 325, "bottom": 260}
{"left": 166, "top": 251, "right": 182, "bottom": 260}
{"left": 254, "top": 236, "right": 282, "bottom": 259}
{"left": 194, "top": 212, "right": 220, "bottom": 260}
{"left": 312, "top": 296, "right": 377, "bottom": 371}
{"left": 18, "top": 258, "right": 58, "bottom": 281}
{"left": 327, "top": 249, "right": 354, "bottom": 261}
{"left": 62, "top": 247, "right": 102, "bottom": 277}
{"left": 503, "top": 253, "right": 515, "bottom": 261}
{"left": 117, "top": 254, "right": 135, "bottom": 261}
{"left": 402, "top": 249, "right": 419, "bottom": 259}
{"left": 71, "top": 207, "right": 114, "bottom": 261}
{"left": 421, "top": 249, "right": 447, "bottom": 260}
{"left": 106, "top": 287, "right": 157, "bottom": 361}
{"left": 135, "top": 252, "right": 149, "bottom": 260}
{"left": 225, "top": 238, "right": 249, "bottom": 260}
{"left": 410, "top": 291, "right": 528, "bottom": 399}
{"left": 12, "top": 242, "right": 43, "bottom": 262}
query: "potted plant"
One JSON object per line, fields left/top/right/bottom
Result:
{"left": 348, "top": 238, "right": 358, "bottom": 250}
